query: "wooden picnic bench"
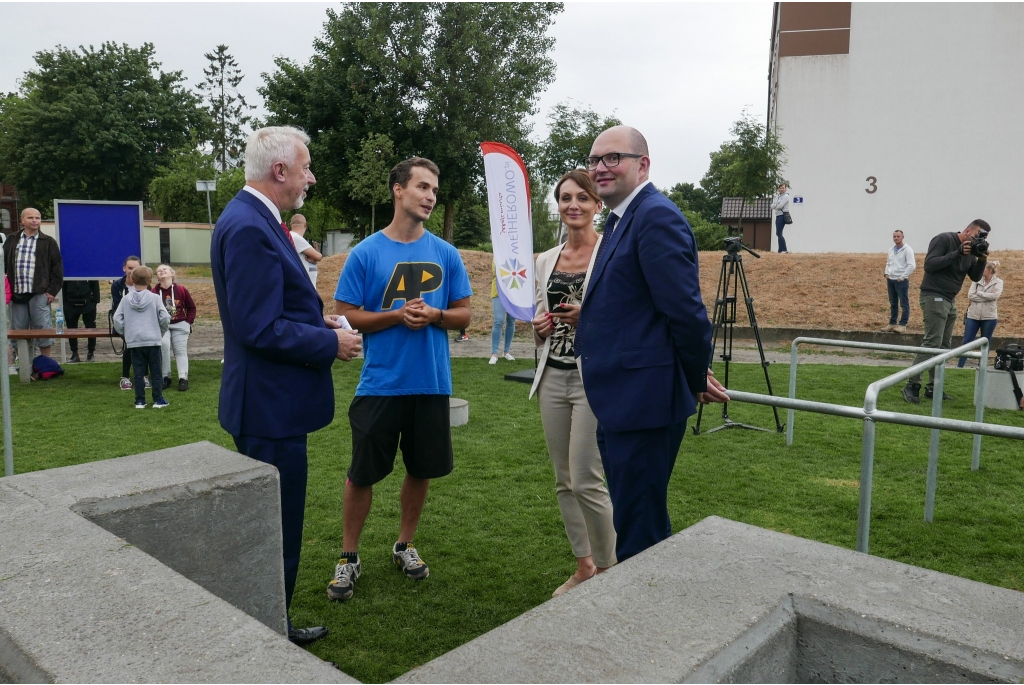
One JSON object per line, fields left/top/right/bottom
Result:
{"left": 7, "top": 328, "right": 117, "bottom": 384}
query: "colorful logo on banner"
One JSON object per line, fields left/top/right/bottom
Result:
{"left": 498, "top": 257, "right": 528, "bottom": 290}
{"left": 480, "top": 141, "right": 535, "bottom": 321}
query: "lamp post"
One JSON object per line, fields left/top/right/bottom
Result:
{"left": 196, "top": 180, "right": 217, "bottom": 231}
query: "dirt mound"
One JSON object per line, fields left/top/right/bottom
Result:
{"left": 193, "top": 248, "right": 1024, "bottom": 340}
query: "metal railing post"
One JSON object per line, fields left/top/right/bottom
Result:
{"left": 727, "top": 335, "right": 1004, "bottom": 555}
{"left": 0, "top": 251, "right": 11, "bottom": 478}
{"left": 783, "top": 337, "right": 984, "bottom": 450}
{"left": 972, "top": 338, "right": 989, "bottom": 471}
{"left": 924, "top": 363, "right": 945, "bottom": 522}
{"left": 787, "top": 339, "right": 799, "bottom": 446}
{"left": 857, "top": 417, "right": 877, "bottom": 554}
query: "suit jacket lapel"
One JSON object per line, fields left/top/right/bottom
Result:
{"left": 587, "top": 183, "right": 656, "bottom": 294}
{"left": 234, "top": 191, "right": 321, "bottom": 304}
{"left": 537, "top": 245, "right": 563, "bottom": 313}
{"left": 235, "top": 191, "right": 308, "bottom": 271}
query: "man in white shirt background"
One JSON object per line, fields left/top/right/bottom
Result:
{"left": 290, "top": 213, "right": 322, "bottom": 287}
{"left": 882, "top": 229, "right": 916, "bottom": 333}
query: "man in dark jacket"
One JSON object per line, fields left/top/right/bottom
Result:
{"left": 902, "top": 219, "right": 990, "bottom": 404}
{"left": 63, "top": 280, "right": 101, "bottom": 362}
{"left": 4, "top": 208, "right": 63, "bottom": 358}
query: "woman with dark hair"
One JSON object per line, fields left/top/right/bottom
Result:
{"left": 771, "top": 183, "right": 791, "bottom": 253}
{"left": 530, "top": 170, "right": 616, "bottom": 597}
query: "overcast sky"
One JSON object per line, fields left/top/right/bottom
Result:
{"left": 0, "top": 2, "right": 773, "bottom": 189}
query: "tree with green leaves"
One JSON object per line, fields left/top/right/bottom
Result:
{"left": 0, "top": 42, "right": 209, "bottom": 209}
{"left": 451, "top": 197, "right": 490, "bottom": 249}
{"left": 536, "top": 102, "right": 621, "bottom": 189}
{"left": 665, "top": 182, "right": 719, "bottom": 224}
{"left": 347, "top": 133, "right": 394, "bottom": 236}
{"left": 701, "top": 110, "right": 787, "bottom": 232}
{"left": 261, "top": 2, "right": 562, "bottom": 243}
{"left": 198, "top": 45, "right": 255, "bottom": 173}
{"left": 148, "top": 147, "right": 247, "bottom": 223}
{"left": 285, "top": 196, "right": 340, "bottom": 244}
{"left": 148, "top": 146, "right": 218, "bottom": 222}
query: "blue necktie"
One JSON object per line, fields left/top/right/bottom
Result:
{"left": 594, "top": 212, "right": 617, "bottom": 267}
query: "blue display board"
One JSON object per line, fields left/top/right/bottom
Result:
{"left": 54, "top": 201, "right": 143, "bottom": 280}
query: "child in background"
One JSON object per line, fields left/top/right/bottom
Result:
{"left": 113, "top": 256, "right": 142, "bottom": 390}
{"left": 113, "top": 266, "right": 170, "bottom": 409}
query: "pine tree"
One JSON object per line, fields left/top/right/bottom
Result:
{"left": 198, "top": 45, "right": 254, "bottom": 172}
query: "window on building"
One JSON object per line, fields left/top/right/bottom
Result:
{"left": 0, "top": 209, "right": 10, "bottom": 230}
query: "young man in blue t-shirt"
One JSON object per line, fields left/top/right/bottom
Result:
{"left": 328, "top": 157, "right": 473, "bottom": 602}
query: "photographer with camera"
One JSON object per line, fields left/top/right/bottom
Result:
{"left": 902, "top": 219, "right": 991, "bottom": 404}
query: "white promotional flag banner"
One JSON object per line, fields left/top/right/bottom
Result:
{"left": 480, "top": 141, "right": 534, "bottom": 321}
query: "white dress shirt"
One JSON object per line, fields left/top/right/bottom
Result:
{"left": 609, "top": 180, "right": 652, "bottom": 228}
{"left": 242, "top": 185, "right": 283, "bottom": 226}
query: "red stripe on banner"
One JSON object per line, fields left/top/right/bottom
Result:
{"left": 479, "top": 141, "right": 532, "bottom": 207}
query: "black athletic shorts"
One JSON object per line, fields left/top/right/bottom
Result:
{"left": 347, "top": 394, "right": 453, "bottom": 487}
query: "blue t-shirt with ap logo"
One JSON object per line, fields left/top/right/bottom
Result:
{"left": 334, "top": 231, "right": 472, "bottom": 396}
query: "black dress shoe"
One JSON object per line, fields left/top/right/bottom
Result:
{"left": 288, "top": 625, "right": 328, "bottom": 646}
{"left": 86, "top": 350, "right": 94, "bottom": 361}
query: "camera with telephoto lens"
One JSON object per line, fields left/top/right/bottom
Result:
{"left": 971, "top": 228, "right": 990, "bottom": 257}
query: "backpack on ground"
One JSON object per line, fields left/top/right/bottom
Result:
{"left": 31, "top": 355, "right": 64, "bottom": 381}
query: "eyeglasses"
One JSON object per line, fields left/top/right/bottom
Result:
{"left": 583, "top": 153, "right": 643, "bottom": 170}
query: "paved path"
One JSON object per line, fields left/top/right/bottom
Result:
{"left": 53, "top": 324, "right": 971, "bottom": 370}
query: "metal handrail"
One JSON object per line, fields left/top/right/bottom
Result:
{"left": 726, "top": 337, "right": 1019, "bottom": 555}
{"left": 788, "top": 337, "right": 989, "bottom": 471}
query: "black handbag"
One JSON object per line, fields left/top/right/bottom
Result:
{"left": 783, "top": 211, "right": 793, "bottom": 225}
{"left": 994, "top": 344, "right": 1024, "bottom": 372}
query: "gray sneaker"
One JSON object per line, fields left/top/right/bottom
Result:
{"left": 327, "top": 555, "right": 361, "bottom": 601}
{"left": 392, "top": 542, "right": 429, "bottom": 580}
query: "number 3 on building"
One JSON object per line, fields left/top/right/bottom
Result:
{"left": 865, "top": 176, "right": 878, "bottom": 194}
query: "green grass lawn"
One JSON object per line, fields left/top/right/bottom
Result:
{"left": 8, "top": 359, "right": 1024, "bottom": 682}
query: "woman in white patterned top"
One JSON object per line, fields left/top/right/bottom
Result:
{"left": 530, "top": 170, "right": 616, "bottom": 597}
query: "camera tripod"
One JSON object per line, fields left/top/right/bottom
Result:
{"left": 694, "top": 239, "right": 783, "bottom": 435}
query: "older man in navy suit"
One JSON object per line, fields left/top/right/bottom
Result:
{"left": 575, "top": 126, "right": 728, "bottom": 563}
{"left": 212, "top": 126, "right": 362, "bottom": 646}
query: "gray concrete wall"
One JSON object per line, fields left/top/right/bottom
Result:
{"left": 0, "top": 442, "right": 352, "bottom": 683}
{"left": 397, "top": 517, "right": 1024, "bottom": 683}
{"left": 7, "top": 444, "right": 1024, "bottom": 684}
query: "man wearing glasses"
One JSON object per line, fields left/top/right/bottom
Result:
{"left": 574, "top": 125, "right": 728, "bottom": 562}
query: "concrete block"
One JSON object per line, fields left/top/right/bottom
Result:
{"left": 975, "top": 368, "right": 1023, "bottom": 410}
{"left": 5, "top": 442, "right": 287, "bottom": 634}
{"left": 397, "top": 516, "right": 1024, "bottom": 683}
{"left": 0, "top": 442, "right": 355, "bottom": 683}
{"left": 449, "top": 398, "right": 469, "bottom": 427}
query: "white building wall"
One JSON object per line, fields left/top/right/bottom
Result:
{"left": 775, "top": 3, "right": 1024, "bottom": 253}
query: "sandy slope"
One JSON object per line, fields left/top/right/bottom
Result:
{"left": 188, "top": 248, "right": 1024, "bottom": 341}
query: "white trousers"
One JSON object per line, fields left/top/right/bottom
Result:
{"left": 160, "top": 324, "right": 190, "bottom": 379}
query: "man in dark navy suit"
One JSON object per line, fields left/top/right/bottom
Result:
{"left": 212, "top": 126, "right": 362, "bottom": 646}
{"left": 575, "top": 126, "right": 728, "bottom": 563}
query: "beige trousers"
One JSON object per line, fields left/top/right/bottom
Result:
{"left": 537, "top": 366, "right": 617, "bottom": 568}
